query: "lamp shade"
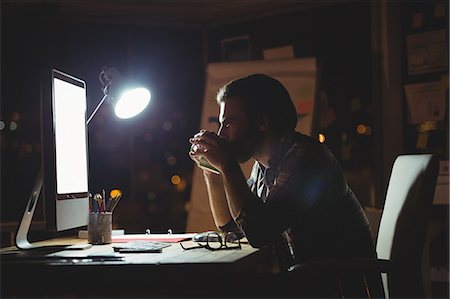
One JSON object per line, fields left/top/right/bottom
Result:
{"left": 114, "top": 87, "right": 151, "bottom": 119}
{"left": 99, "top": 66, "right": 151, "bottom": 120}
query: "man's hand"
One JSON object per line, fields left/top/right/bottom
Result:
{"left": 189, "top": 130, "right": 234, "bottom": 228}
{"left": 189, "top": 130, "right": 233, "bottom": 174}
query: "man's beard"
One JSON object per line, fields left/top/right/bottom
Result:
{"left": 234, "top": 143, "right": 253, "bottom": 163}
{"left": 229, "top": 129, "right": 263, "bottom": 163}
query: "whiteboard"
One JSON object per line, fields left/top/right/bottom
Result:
{"left": 186, "top": 58, "right": 318, "bottom": 232}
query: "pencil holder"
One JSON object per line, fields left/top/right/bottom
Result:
{"left": 88, "top": 212, "right": 112, "bottom": 245}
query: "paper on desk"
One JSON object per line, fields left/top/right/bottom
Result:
{"left": 111, "top": 233, "right": 197, "bottom": 243}
{"left": 46, "top": 251, "right": 124, "bottom": 259}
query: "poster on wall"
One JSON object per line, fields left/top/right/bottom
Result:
{"left": 407, "top": 30, "right": 447, "bottom": 75}
{"left": 404, "top": 81, "right": 446, "bottom": 124}
{"left": 186, "top": 58, "right": 318, "bottom": 232}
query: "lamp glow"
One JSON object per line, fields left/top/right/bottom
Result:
{"left": 114, "top": 87, "right": 151, "bottom": 119}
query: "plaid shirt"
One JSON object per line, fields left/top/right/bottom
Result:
{"left": 233, "top": 131, "right": 376, "bottom": 270}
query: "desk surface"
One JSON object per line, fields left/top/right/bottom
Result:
{"left": 1, "top": 236, "right": 273, "bottom": 298}
{"left": 1, "top": 236, "right": 263, "bottom": 265}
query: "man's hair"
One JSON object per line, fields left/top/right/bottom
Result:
{"left": 216, "top": 74, "right": 297, "bottom": 134}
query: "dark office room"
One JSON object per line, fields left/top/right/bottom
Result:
{"left": 1, "top": 1, "right": 449, "bottom": 298}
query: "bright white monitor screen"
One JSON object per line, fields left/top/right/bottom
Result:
{"left": 53, "top": 78, "right": 89, "bottom": 195}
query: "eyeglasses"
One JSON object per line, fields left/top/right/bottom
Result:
{"left": 180, "top": 232, "right": 242, "bottom": 251}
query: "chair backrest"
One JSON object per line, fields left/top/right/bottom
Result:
{"left": 376, "top": 154, "right": 439, "bottom": 298}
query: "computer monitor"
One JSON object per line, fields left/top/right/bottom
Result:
{"left": 41, "top": 69, "right": 90, "bottom": 231}
{"left": 16, "top": 69, "right": 90, "bottom": 249}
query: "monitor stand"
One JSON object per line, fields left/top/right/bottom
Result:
{"left": 15, "top": 168, "right": 44, "bottom": 249}
{"left": 15, "top": 168, "right": 73, "bottom": 251}
{"left": 15, "top": 168, "right": 92, "bottom": 252}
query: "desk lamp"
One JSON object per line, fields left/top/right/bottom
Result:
{"left": 16, "top": 67, "right": 151, "bottom": 249}
{"left": 87, "top": 66, "right": 151, "bottom": 123}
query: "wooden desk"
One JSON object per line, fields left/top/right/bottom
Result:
{"left": 1, "top": 237, "right": 273, "bottom": 298}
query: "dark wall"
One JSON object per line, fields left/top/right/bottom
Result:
{"left": 1, "top": 3, "right": 205, "bottom": 236}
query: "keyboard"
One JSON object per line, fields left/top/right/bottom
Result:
{"left": 113, "top": 240, "right": 171, "bottom": 253}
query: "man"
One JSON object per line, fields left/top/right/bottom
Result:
{"left": 189, "top": 74, "right": 376, "bottom": 273}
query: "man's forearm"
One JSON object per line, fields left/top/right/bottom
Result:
{"left": 203, "top": 171, "right": 233, "bottom": 228}
{"left": 221, "top": 160, "right": 253, "bottom": 220}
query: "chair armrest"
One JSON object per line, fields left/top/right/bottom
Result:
{"left": 287, "top": 258, "right": 393, "bottom": 276}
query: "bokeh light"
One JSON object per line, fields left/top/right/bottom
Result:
{"left": 356, "top": 124, "right": 366, "bottom": 134}
{"left": 110, "top": 189, "right": 122, "bottom": 198}
{"left": 163, "top": 121, "right": 172, "bottom": 131}
{"left": 171, "top": 175, "right": 181, "bottom": 185}
{"left": 318, "top": 133, "right": 326, "bottom": 143}
{"left": 10, "top": 121, "right": 18, "bottom": 131}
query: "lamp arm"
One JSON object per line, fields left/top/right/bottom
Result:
{"left": 86, "top": 93, "right": 109, "bottom": 125}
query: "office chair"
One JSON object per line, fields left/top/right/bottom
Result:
{"left": 287, "top": 154, "right": 440, "bottom": 298}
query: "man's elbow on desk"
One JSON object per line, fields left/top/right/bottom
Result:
{"left": 236, "top": 216, "right": 275, "bottom": 248}
{"left": 247, "top": 240, "right": 267, "bottom": 248}
{"left": 241, "top": 228, "right": 273, "bottom": 248}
